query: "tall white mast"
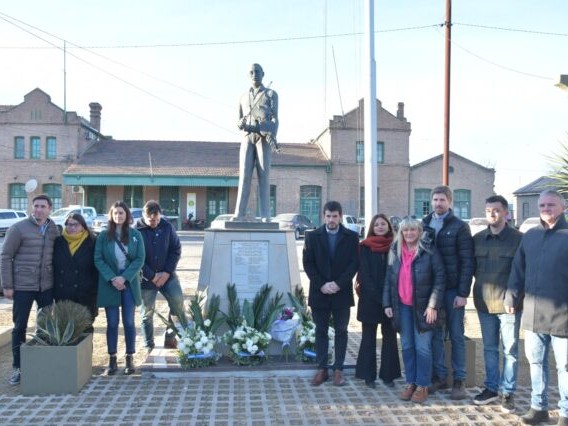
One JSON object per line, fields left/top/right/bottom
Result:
{"left": 364, "top": 0, "right": 378, "bottom": 223}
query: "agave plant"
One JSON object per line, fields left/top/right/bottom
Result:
{"left": 31, "top": 300, "right": 93, "bottom": 346}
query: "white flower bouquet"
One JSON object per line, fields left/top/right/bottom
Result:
{"left": 270, "top": 307, "right": 300, "bottom": 345}
{"left": 297, "top": 320, "right": 335, "bottom": 363}
{"left": 223, "top": 320, "right": 272, "bottom": 366}
{"left": 177, "top": 319, "right": 220, "bottom": 369}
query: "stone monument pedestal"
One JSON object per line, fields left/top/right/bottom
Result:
{"left": 198, "top": 224, "right": 302, "bottom": 355}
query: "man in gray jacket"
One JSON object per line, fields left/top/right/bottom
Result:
{"left": 505, "top": 190, "right": 568, "bottom": 425}
{"left": 0, "top": 194, "right": 59, "bottom": 385}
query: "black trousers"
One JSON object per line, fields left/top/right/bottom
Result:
{"left": 312, "top": 307, "right": 350, "bottom": 370}
{"left": 355, "top": 320, "right": 402, "bottom": 382}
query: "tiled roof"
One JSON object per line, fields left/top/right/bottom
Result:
{"left": 411, "top": 151, "right": 494, "bottom": 172}
{"left": 66, "top": 139, "right": 328, "bottom": 176}
{"left": 513, "top": 176, "right": 559, "bottom": 195}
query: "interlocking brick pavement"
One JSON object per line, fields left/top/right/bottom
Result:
{"left": 0, "top": 234, "right": 563, "bottom": 424}
{"left": 0, "top": 373, "right": 560, "bottom": 425}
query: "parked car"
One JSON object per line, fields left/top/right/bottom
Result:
{"left": 468, "top": 217, "right": 489, "bottom": 236}
{"left": 210, "top": 214, "right": 234, "bottom": 229}
{"left": 389, "top": 216, "right": 403, "bottom": 232}
{"left": 0, "top": 209, "right": 28, "bottom": 236}
{"left": 91, "top": 207, "right": 143, "bottom": 234}
{"left": 272, "top": 213, "right": 316, "bottom": 240}
{"left": 519, "top": 217, "right": 541, "bottom": 233}
{"left": 343, "top": 214, "right": 364, "bottom": 237}
{"left": 51, "top": 205, "right": 98, "bottom": 231}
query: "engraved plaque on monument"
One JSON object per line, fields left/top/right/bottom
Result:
{"left": 231, "top": 241, "right": 269, "bottom": 301}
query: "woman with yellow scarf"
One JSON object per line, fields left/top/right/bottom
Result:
{"left": 53, "top": 213, "right": 99, "bottom": 329}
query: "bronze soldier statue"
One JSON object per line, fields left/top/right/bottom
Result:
{"left": 234, "top": 63, "right": 279, "bottom": 221}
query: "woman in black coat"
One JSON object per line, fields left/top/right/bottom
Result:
{"left": 383, "top": 217, "right": 445, "bottom": 403}
{"left": 355, "top": 214, "right": 401, "bottom": 388}
{"left": 53, "top": 213, "right": 98, "bottom": 328}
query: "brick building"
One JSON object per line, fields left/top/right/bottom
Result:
{"left": 0, "top": 89, "right": 104, "bottom": 210}
{"left": 0, "top": 89, "right": 494, "bottom": 227}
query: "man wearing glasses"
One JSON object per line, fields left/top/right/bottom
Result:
{"left": 1, "top": 194, "right": 59, "bottom": 385}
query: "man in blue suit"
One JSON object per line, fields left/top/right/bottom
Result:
{"left": 303, "top": 201, "right": 359, "bottom": 386}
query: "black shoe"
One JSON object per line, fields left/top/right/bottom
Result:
{"left": 521, "top": 408, "right": 549, "bottom": 425}
{"left": 365, "top": 380, "right": 376, "bottom": 389}
{"left": 382, "top": 379, "right": 395, "bottom": 388}
{"left": 473, "top": 388, "right": 499, "bottom": 405}
{"left": 124, "top": 354, "right": 135, "bottom": 375}
{"left": 501, "top": 394, "right": 515, "bottom": 414}
{"left": 104, "top": 355, "right": 118, "bottom": 376}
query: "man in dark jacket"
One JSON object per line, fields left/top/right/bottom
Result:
{"left": 0, "top": 194, "right": 59, "bottom": 386}
{"left": 505, "top": 190, "right": 568, "bottom": 425}
{"left": 303, "top": 201, "right": 359, "bottom": 387}
{"left": 472, "top": 195, "right": 522, "bottom": 413}
{"left": 422, "top": 185, "right": 474, "bottom": 400}
{"left": 136, "top": 200, "right": 186, "bottom": 351}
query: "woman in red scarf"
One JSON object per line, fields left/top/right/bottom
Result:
{"left": 355, "top": 214, "right": 401, "bottom": 388}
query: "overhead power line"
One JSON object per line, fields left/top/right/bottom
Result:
{"left": 453, "top": 22, "right": 568, "bottom": 38}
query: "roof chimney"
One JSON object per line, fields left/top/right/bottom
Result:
{"left": 396, "top": 102, "right": 406, "bottom": 121}
{"left": 89, "top": 102, "right": 102, "bottom": 132}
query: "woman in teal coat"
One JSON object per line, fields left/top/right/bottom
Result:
{"left": 95, "top": 201, "right": 145, "bottom": 376}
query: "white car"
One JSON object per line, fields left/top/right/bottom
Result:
{"left": 0, "top": 209, "right": 28, "bottom": 236}
{"left": 468, "top": 217, "right": 489, "bottom": 236}
{"left": 51, "top": 205, "right": 98, "bottom": 231}
{"left": 519, "top": 217, "right": 540, "bottom": 233}
{"left": 343, "top": 215, "right": 364, "bottom": 237}
{"left": 92, "top": 208, "right": 144, "bottom": 234}
{"left": 210, "top": 214, "right": 235, "bottom": 229}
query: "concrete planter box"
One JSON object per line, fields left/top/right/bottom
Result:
{"left": 21, "top": 333, "right": 93, "bottom": 395}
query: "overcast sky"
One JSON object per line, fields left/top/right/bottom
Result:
{"left": 0, "top": 1, "right": 567, "bottom": 202}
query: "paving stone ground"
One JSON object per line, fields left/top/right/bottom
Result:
{"left": 0, "top": 233, "right": 562, "bottom": 425}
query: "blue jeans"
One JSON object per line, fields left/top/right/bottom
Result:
{"left": 399, "top": 303, "right": 433, "bottom": 387}
{"left": 140, "top": 275, "right": 186, "bottom": 348}
{"left": 105, "top": 286, "right": 136, "bottom": 355}
{"left": 478, "top": 311, "right": 521, "bottom": 395}
{"left": 524, "top": 330, "right": 568, "bottom": 417}
{"left": 12, "top": 289, "right": 53, "bottom": 368}
{"left": 432, "top": 287, "right": 466, "bottom": 381}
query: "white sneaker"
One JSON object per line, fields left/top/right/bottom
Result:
{"left": 8, "top": 368, "right": 20, "bottom": 385}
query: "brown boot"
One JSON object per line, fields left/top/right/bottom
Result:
{"left": 333, "top": 370, "right": 346, "bottom": 387}
{"left": 400, "top": 384, "right": 417, "bottom": 401}
{"left": 164, "top": 336, "right": 178, "bottom": 349}
{"left": 311, "top": 369, "right": 329, "bottom": 386}
{"left": 411, "top": 386, "right": 428, "bottom": 403}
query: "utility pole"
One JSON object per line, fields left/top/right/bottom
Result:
{"left": 442, "top": 0, "right": 452, "bottom": 185}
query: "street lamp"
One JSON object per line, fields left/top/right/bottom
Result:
{"left": 555, "top": 74, "right": 568, "bottom": 91}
